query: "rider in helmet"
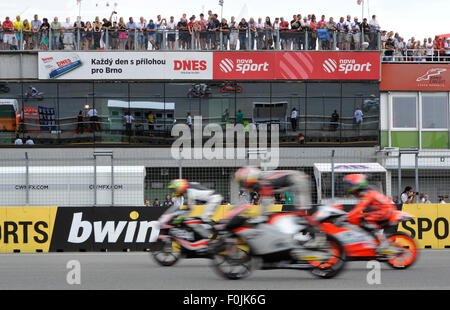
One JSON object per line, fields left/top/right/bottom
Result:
{"left": 167, "top": 179, "right": 223, "bottom": 238}
{"left": 342, "top": 174, "right": 396, "bottom": 254}
{"left": 234, "top": 166, "right": 327, "bottom": 249}
{"left": 26, "top": 86, "right": 39, "bottom": 97}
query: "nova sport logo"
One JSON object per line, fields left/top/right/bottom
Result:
{"left": 323, "top": 58, "right": 373, "bottom": 74}
{"left": 218, "top": 58, "right": 269, "bottom": 74}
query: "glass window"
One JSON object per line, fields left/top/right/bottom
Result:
{"left": 129, "top": 83, "right": 164, "bottom": 98}
{"left": 307, "top": 83, "right": 340, "bottom": 97}
{"left": 94, "top": 82, "right": 128, "bottom": 97}
{"left": 392, "top": 97, "right": 417, "bottom": 128}
{"left": 341, "top": 82, "right": 379, "bottom": 98}
{"left": 58, "top": 83, "right": 93, "bottom": 98}
{"left": 0, "top": 82, "right": 22, "bottom": 99}
{"left": 422, "top": 95, "right": 448, "bottom": 129}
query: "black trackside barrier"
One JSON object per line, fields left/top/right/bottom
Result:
{"left": 49, "top": 207, "right": 169, "bottom": 252}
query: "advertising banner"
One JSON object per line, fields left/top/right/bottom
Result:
{"left": 38, "top": 52, "right": 213, "bottom": 80}
{"left": 38, "top": 51, "right": 380, "bottom": 81}
{"left": 0, "top": 207, "right": 58, "bottom": 253}
{"left": 380, "top": 64, "right": 450, "bottom": 91}
{"left": 213, "top": 51, "right": 381, "bottom": 80}
{"left": 49, "top": 207, "right": 167, "bottom": 252}
{"left": 398, "top": 204, "right": 450, "bottom": 249}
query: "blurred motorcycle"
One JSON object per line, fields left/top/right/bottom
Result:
{"left": 210, "top": 204, "right": 347, "bottom": 280}
{"left": 150, "top": 206, "right": 221, "bottom": 266}
{"left": 313, "top": 205, "right": 418, "bottom": 269}
{"left": 187, "top": 83, "right": 211, "bottom": 98}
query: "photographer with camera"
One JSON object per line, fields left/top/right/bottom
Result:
{"left": 401, "top": 186, "right": 417, "bottom": 204}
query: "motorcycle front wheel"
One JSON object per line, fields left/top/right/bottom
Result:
{"left": 385, "top": 232, "right": 418, "bottom": 270}
{"left": 211, "top": 236, "right": 252, "bottom": 280}
{"left": 308, "top": 234, "right": 346, "bottom": 279}
{"left": 151, "top": 238, "right": 182, "bottom": 267}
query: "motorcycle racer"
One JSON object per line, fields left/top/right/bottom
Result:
{"left": 342, "top": 173, "right": 396, "bottom": 254}
{"left": 167, "top": 179, "right": 223, "bottom": 238}
{"left": 233, "top": 166, "right": 327, "bottom": 249}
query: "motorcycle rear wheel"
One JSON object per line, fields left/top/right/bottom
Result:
{"left": 151, "top": 238, "right": 182, "bottom": 267}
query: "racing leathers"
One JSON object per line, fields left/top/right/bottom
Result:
{"left": 345, "top": 186, "right": 396, "bottom": 253}
{"left": 170, "top": 182, "right": 223, "bottom": 239}
{"left": 249, "top": 170, "right": 326, "bottom": 249}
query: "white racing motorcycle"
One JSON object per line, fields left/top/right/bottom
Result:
{"left": 210, "top": 204, "right": 347, "bottom": 279}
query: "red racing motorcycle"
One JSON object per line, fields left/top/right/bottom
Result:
{"left": 311, "top": 205, "right": 419, "bottom": 269}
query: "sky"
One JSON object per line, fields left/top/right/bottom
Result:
{"left": 0, "top": 0, "right": 449, "bottom": 42}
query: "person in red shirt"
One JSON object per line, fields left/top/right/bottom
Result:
{"left": 342, "top": 174, "right": 396, "bottom": 254}
{"left": 2, "top": 17, "right": 15, "bottom": 50}
{"left": 279, "top": 17, "right": 289, "bottom": 50}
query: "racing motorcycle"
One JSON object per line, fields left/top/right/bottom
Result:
{"left": 24, "top": 89, "right": 44, "bottom": 101}
{"left": 210, "top": 204, "right": 347, "bottom": 280}
{"left": 187, "top": 83, "right": 211, "bottom": 98}
{"left": 220, "top": 82, "right": 242, "bottom": 93}
{"left": 312, "top": 205, "right": 419, "bottom": 269}
{"left": 150, "top": 206, "right": 219, "bottom": 266}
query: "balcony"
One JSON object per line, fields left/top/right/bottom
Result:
{"left": 0, "top": 28, "right": 382, "bottom": 52}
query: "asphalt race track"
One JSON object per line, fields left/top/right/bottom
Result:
{"left": 0, "top": 250, "right": 449, "bottom": 290}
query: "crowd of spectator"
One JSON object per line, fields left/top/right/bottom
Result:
{"left": 381, "top": 31, "right": 450, "bottom": 62}
{"left": 0, "top": 11, "right": 384, "bottom": 51}
{"left": 2, "top": 11, "right": 448, "bottom": 61}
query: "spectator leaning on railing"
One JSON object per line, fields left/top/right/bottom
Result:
{"left": 3, "top": 10, "right": 450, "bottom": 56}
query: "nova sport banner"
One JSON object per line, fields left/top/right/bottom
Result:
{"left": 38, "top": 51, "right": 380, "bottom": 81}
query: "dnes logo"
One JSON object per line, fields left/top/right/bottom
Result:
{"left": 68, "top": 212, "right": 160, "bottom": 244}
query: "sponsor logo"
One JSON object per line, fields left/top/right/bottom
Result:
{"left": 323, "top": 58, "right": 373, "bottom": 74}
{"left": 68, "top": 211, "right": 160, "bottom": 244}
{"left": 416, "top": 68, "right": 447, "bottom": 82}
{"left": 323, "top": 58, "right": 338, "bottom": 73}
{"left": 0, "top": 220, "right": 49, "bottom": 244}
{"left": 173, "top": 60, "right": 207, "bottom": 72}
{"left": 415, "top": 68, "right": 447, "bottom": 87}
{"left": 334, "top": 164, "right": 370, "bottom": 170}
{"left": 218, "top": 58, "right": 270, "bottom": 74}
{"left": 219, "top": 58, "right": 234, "bottom": 73}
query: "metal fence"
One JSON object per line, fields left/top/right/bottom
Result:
{"left": 2, "top": 148, "right": 450, "bottom": 207}
{"left": 0, "top": 28, "right": 381, "bottom": 52}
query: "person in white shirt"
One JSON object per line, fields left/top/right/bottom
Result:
{"left": 87, "top": 107, "right": 99, "bottom": 131}
{"left": 425, "top": 37, "right": 434, "bottom": 61}
{"left": 421, "top": 194, "right": 431, "bottom": 204}
{"left": 290, "top": 108, "right": 298, "bottom": 131}
{"left": 124, "top": 112, "right": 134, "bottom": 136}
{"left": 14, "top": 135, "right": 23, "bottom": 145}
{"left": 445, "top": 38, "right": 450, "bottom": 62}
{"left": 401, "top": 186, "right": 416, "bottom": 204}
{"left": 136, "top": 17, "right": 147, "bottom": 50}
{"left": 166, "top": 16, "right": 177, "bottom": 50}
{"left": 255, "top": 17, "right": 265, "bottom": 50}
{"left": 62, "top": 17, "right": 74, "bottom": 50}
{"left": 25, "top": 136, "right": 34, "bottom": 145}
{"left": 439, "top": 196, "right": 446, "bottom": 204}
{"left": 343, "top": 15, "right": 352, "bottom": 51}
{"left": 368, "top": 15, "right": 380, "bottom": 50}
{"left": 186, "top": 112, "right": 192, "bottom": 130}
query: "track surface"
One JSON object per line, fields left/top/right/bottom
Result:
{"left": 0, "top": 250, "right": 448, "bottom": 290}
